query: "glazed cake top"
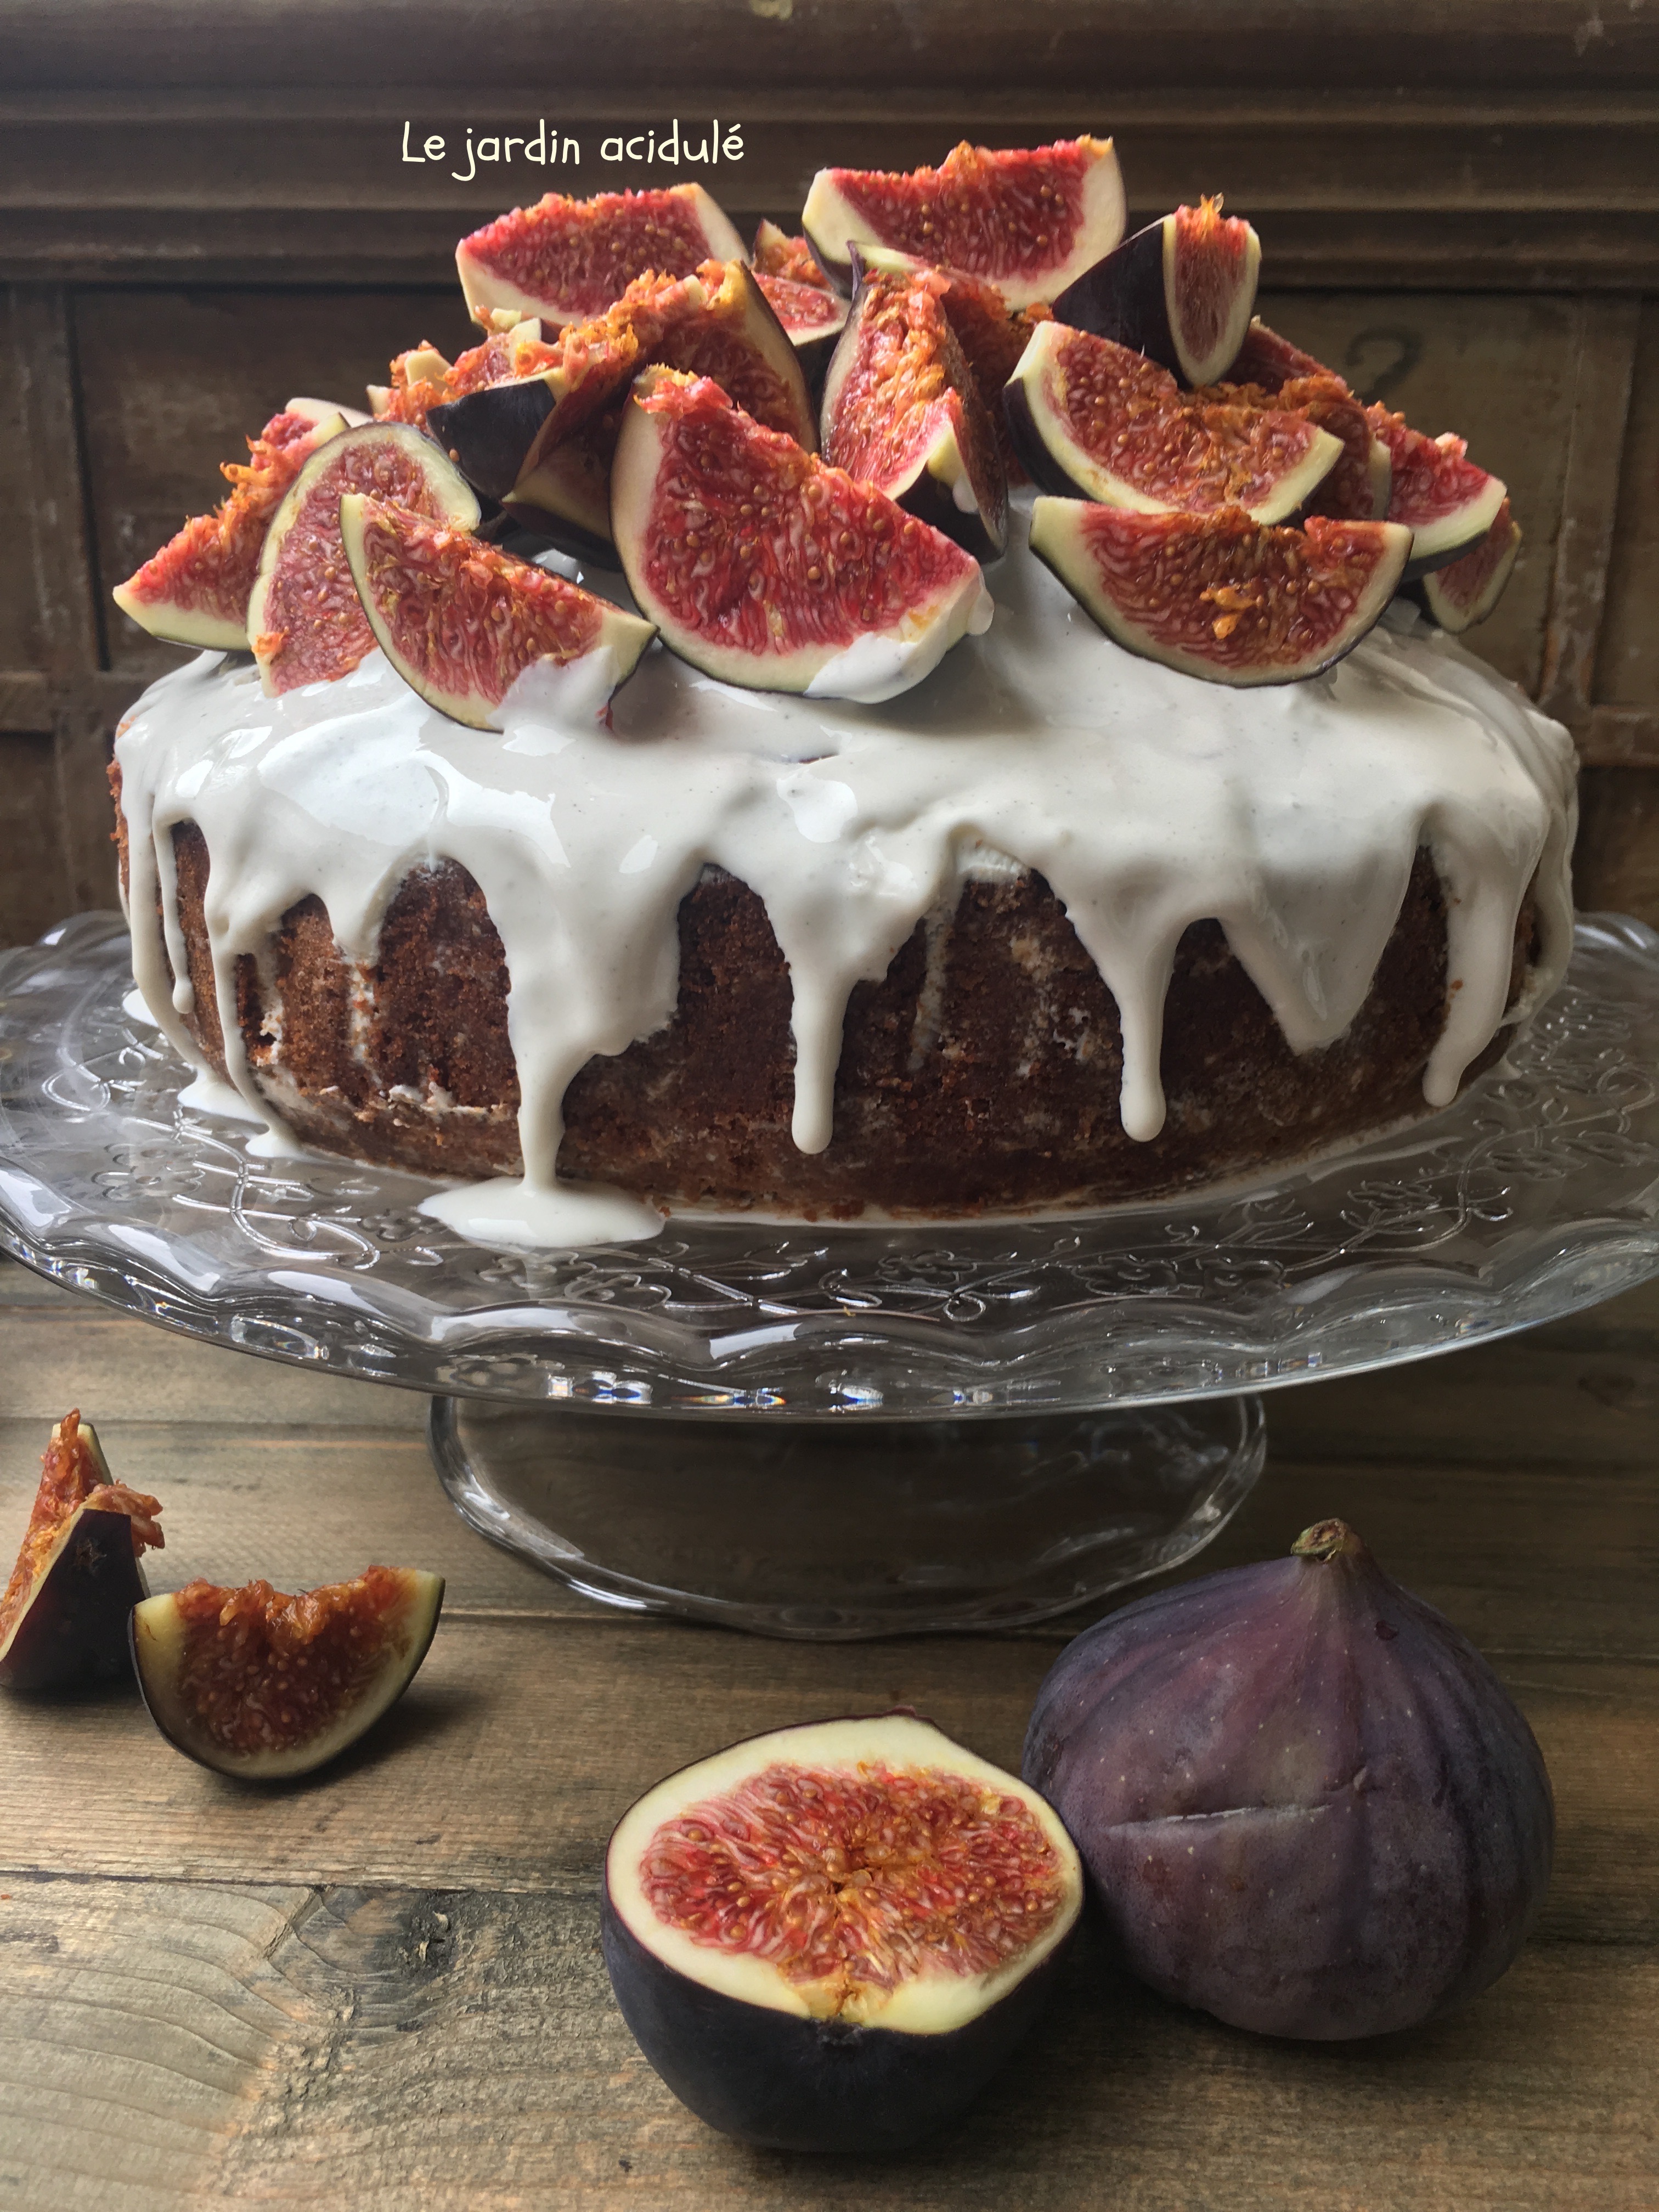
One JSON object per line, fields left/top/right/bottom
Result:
{"left": 115, "top": 496, "right": 1577, "bottom": 1246}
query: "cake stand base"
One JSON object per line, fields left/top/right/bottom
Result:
{"left": 427, "top": 1393, "right": 1265, "bottom": 1638}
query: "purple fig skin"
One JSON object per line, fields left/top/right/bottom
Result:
{"left": 1023, "top": 1520, "right": 1554, "bottom": 2040}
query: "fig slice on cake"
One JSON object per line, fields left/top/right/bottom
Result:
{"left": 1368, "top": 404, "right": 1510, "bottom": 578}
{"left": 131, "top": 1566, "right": 444, "bottom": 1781}
{"left": 820, "top": 250, "right": 1008, "bottom": 560}
{"left": 612, "top": 366, "right": 992, "bottom": 702}
{"left": 248, "top": 423, "right": 481, "bottom": 695}
{"left": 1053, "top": 198, "right": 1263, "bottom": 388}
{"left": 0, "top": 1410, "right": 162, "bottom": 1691}
{"left": 1409, "top": 495, "right": 1522, "bottom": 631}
{"left": 803, "top": 136, "right": 1126, "bottom": 309}
{"left": 431, "top": 262, "right": 816, "bottom": 516}
{"left": 340, "top": 493, "right": 656, "bottom": 728}
{"left": 603, "top": 1713, "right": 1084, "bottom": 2153}
{"left": 112, "top": 403, "right": 347, "bottom": 651}
{"left": 457, "top": 180, "right": 746, "bottom": 330}
{"left": 1006, "top": 321, "right": 1342, "bottom": 524}
{"left": 1030, "top": 499, "right": 1412, "bottom": 686}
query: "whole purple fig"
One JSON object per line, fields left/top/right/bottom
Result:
{"left": 1023, "top": 1520, "right": 1554, "bottom": 2039}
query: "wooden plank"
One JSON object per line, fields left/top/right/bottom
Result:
{"left": 9, "top": 285, "right": 117, "bottom": 915}
{"left": 0, "top": 735, "right": 69, "bottom": 947}
{"left": 1, "top": 89, "right": 1656, "bottom": 289}
{"left": 0, "top": 293, "right": 44, "bottom": 673}
{"left": 1536, "top": 297, "right": 1643, "bottom": 726}
{"left": 1574, "top": 767, "right": 1659, "bottom": 926}
{"left": 1581, "top": 707, "right": 1659, "bottom": 768}
{"left": 0, "top": 1611, "right": 1651, "bottom": 1914}
{"left": 1596, "top": 297, "right": 1659, "bottom": 716}
{"left": 0, "top": 1874, "right": 1652, "bottom": 2210}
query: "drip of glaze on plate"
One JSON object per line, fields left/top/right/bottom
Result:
{"left": 114, "top": 500, "right": 1578, "bottom": 1250}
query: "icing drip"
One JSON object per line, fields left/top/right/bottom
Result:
{"left": 114, "top": 499, "right": 1577, "bottom": 1249}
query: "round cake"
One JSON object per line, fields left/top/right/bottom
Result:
{"left": 111, "top": 495, "right": 1577, "bottom": 1244}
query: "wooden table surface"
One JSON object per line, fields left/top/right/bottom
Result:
{"left": 0, "top": 1250, "right": 1654, "bottom": 2209}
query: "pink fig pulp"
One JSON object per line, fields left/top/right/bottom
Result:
{"left": 1023, "top": 1519, "right": 1554, "bottom": 2039}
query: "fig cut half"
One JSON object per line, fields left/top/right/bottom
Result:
{"left": 1031, "top": 499, "right": 1412, "bottom": 687}
{"left": 0, "top": 1412, "right": 162, "bottom": 1692}
{"left": 602, "top": 1712, "right": 1084, "bottom": 2153}
{"left": 612, "top": 367, "right": 992, "bottom": 702}
{"left": 458, "top": 181, "right": 746, "bottom": 330}
{"left": 341, "top": 493, "right": 656, "bottom": 729}
{"left": 1053, "top": 198, "right": 1263, "bottom": 388}
{"left": 820, "top": 249, "right": 1009, "bottom": 560}
{"left": 248, "top": 423, "right": 480, "bottom": 695}
{"left": 1006, "top": 320, "right": 1342, "bottom": 526}
{"left": 131, "top": 1566, "right": 444, "bottom": 1781}
{"left": 803, "top": 136, "right": 1126, "bottom": 311}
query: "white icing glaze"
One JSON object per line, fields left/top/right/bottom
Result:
{"left": 113, "top": 498, "right": 1577, "bottom": 1248}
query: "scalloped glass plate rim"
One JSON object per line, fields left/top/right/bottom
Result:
{"left": 1, "top": 909, "right": 1657, "bottom": 1417}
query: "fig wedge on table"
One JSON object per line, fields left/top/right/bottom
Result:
{"left": 0, "top": 1410, "right": 162, "bottom": 1691}
{"left": 132, "top": 1566, "right": 444, "bottom": 1781}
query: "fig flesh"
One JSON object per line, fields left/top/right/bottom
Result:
{"left": 820, "top": 251, "right": 1008, "bottom": 559}
{"left": 612, "top": 367, "right": 993, "bottom": 701}
{"left": 1024, "top": 1519, "right": 1554, "bottom": 2039}
{"left": 749, "top": 221, "right": 849, "bottom": 379}
{"left": 112, "top": 405, "right": 346, "bottom": 651}
{"left": 750, "top": 219, "right": 835, "bottom": 289}
{"left": 1030, "top": 500, "right": 1412, "bottom": 687}
{"left": 1053, "top": 198, "right": 1262, "bottom": 388}
{"left": 432, "top": 261, "right": 816, "bottom": 512}
{"left": 0, "top": 1412, "right": 162, "bottom": 1691}
{"left": 131, "top": 1566, "right": 444, "bottom": 1781}
{"left": 803, "top": 136, "right": 1126, "bottom": 309}
{"left": 603, "top": 1713, "right": 1083, "bottom": 2153}
{"left": 340, "top": 493, "right": 654, "bottom": 727}
{"left": 457, "top": 181, "right": 746, "bottom": 330}
{"left": 247, "top": 424, "right": 479, "bottom": 694}
{"left": 1367, "top": 404, "right": 1508, "bottom": 578}
{"left": 1410, "top": 495, "right": 1522, "bottom": 631}
{"left": 1005, "top": 321, "right": 1342, "bottom": 525}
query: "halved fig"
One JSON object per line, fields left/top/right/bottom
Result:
{"left": 503, "top": 415, "right": 622, "bottom": 558}
{"left": 1006, "top": 321, "right": 1341, "bottom": 524}
{"left": 433, "top": 262, "right": 816, "bottom": 510}
{"left": 1222, "top": 316, "right": 1330, "bottom": 393}
{"left": 613, "top": 368, "right": 992, "bottom": 702}
{"left": 1367, "top": 405, "right": 1509, "bottom": 578}
{"left": 750, "top": 219, "right": 835, "bottom": 289}
{"left": 371, "top": 321, "right": 559, "bottom": 430}
{"left": 131, "top": 1566, "right": 444, "bottom": 1781}
{"left": 602, "top": 1712, "right": 1084, "bottom": 2153}
{"left": 1053, "top": 198, "right": 1262, "bottom": 388}
{"left": 1207, "top": 370, "right": 1389, "bottom": 522}
{"left": 1410, "top": 495, "right": 1522, "bottom": 631}
{"left": 112, "top": 406, "right": 346, "bottom": 651}
{"left": 341, "top": 493, "right": 654, "bottom": 727}
{"left": 1030, "top": 498, "right": 1412, "bottom": 686}
{"left": 821, "top": 251, "right": 1008, "bottom": 559}
{"left": 752, "top": 273, "right": 851, "bottom": 382}
{"left": 0, "top": 1411, "right": 162, "bottom": 1691}
{"left": 247, "top": 424, "right": 480, "bottom": 694}
{"left": 803, "top": 136, "right": 1126, "bottom": 309}
{"left": 851, "top": 248, "right": 1051, "bottom": 482}
{"left": 458, "top": 182, "right": 746, "bottom": 330}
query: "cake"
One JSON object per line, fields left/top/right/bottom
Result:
{"left": 111, "top": 495, "right": 1576, "bottom": 1244}
{"left": 107, "top": 153, "right": 1578, "bottom": 1248}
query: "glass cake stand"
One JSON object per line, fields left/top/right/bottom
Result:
{"left": 3, "top": 911, "right": 1659, "bottom": 1636}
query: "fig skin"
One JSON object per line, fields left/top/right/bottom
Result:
{"left": 1023, "top": 1520, "right": 1555, "bottom": 2040}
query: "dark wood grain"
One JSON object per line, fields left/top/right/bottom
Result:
{"left": 0, "top": 1254, "right": 1654, "bottom": 2200}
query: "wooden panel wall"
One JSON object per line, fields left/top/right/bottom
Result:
{"left": 2, "top": 16, "right": 1655, "bottom": 945}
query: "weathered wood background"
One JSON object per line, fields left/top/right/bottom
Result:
{"left": 3, "top": 2, "right": 1657, "bottom": 946}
